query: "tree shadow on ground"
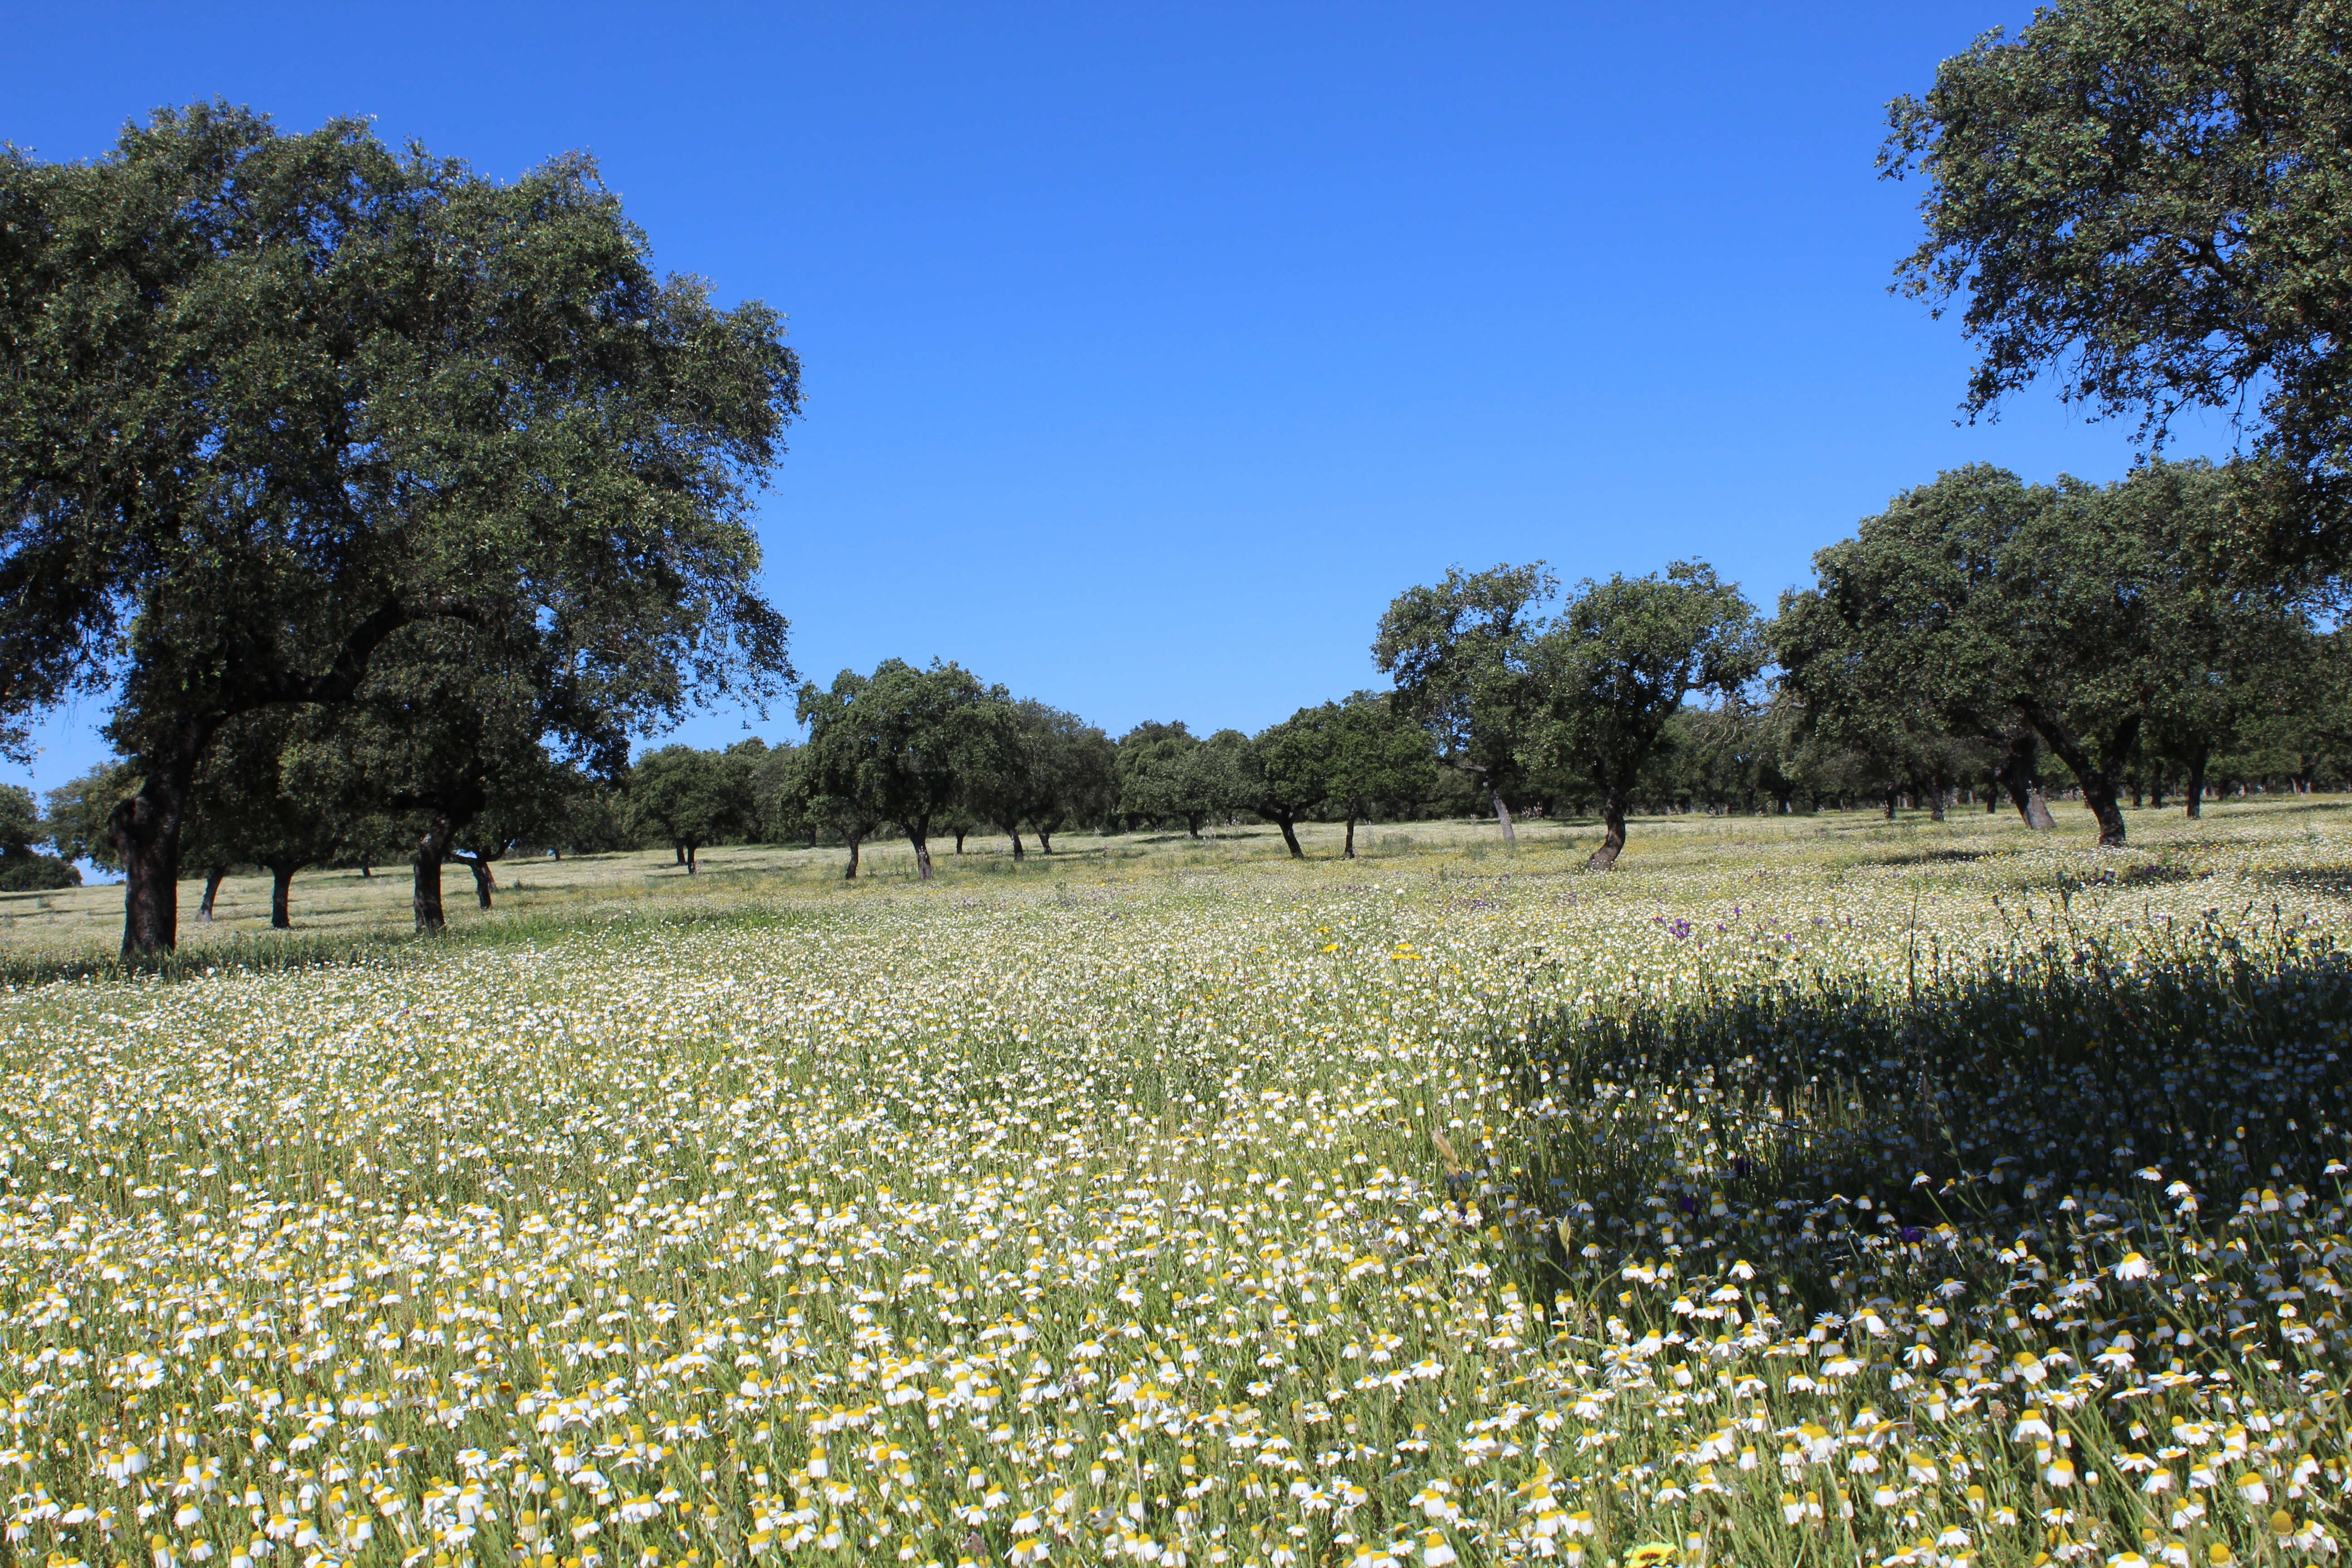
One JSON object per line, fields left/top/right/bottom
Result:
{"left": 1488, "top": 921, "right": 2352, "bottom": 1309}
{"left": 1847, "top": 847, "right": 1997, "bottom": 867}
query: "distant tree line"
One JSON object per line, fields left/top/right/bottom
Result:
{"left": 21, "top": 451, "right": 2352, "bottom": 925}
{"left": 1377, "top": 460, "right": 2352, "bottom": 860}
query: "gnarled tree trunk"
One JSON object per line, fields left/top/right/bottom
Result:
{"left": 1994, "top": 733, "right": 2057, "bottom": 830}
{"left": 197, "top": 865, "right": 229, "bottom": 922}
{"left": 909, "top": 828, "right": 934, "bottom": 881}
{"left": 451, "top": 854, "right": 496, "bottom": 908}
{"left": 1272, "top": 814, "right": 1303, "bottom": 859}
{"left": 1586, "top": 784, "right": 1630, "bottom": 872}
{"left": 413, "top": 815, "right": 455, "bottom": 932}
{"left": 1492, "top": 788, "right": 1517, "bottom": 846}
{"left": 843, "top": 833, "right": 862, "bottom": 880}
{"left": 2021, "top": 704, "right": 2138, "bottom": 848}
{"left": 1343, "top": 814, "right": 1359, "bottom": 858}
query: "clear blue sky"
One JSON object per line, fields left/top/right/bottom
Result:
{"left": 2, "top": 1, "right": 2242, "bottom": 798}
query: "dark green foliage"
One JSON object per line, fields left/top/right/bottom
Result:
{"left": 0, "top": 784, "right": 38, "bottom": 859}
{"left": 0, "top": 854, "right": 78, "bottom": 892}
{"left": 965, "top": 700, "right": 1117, "bottom": 858}
{"left": 628, "top": 745, "right": 755, "bottom": 874}
{"left": 0, "top": 103, "right": 797, "bottom": 953}
{"left": 792, "top": 660, "right": 1017, "bottom": 881}
{"left": 0, "top": 782, "right": 80, "bottom": 890}
{"left": 1374, "top": 563, "right": 1555, "bottom": 842}
{"left": 1116, "top": 722, "right": 1244, "bottom": 838}
{"left": 1779, "top": 462, "right": 2314, "bottom": 846}
{"left": 1248, "top": 695, "right": 1437, "bottom": 858}
{"left": 41, "top": 762, "right": 142, "bottom": 872}
{"left": 1526, "top": 561, "right": 1764, "bottom": 869}
{"left": 1884, "top": 0, "right": 2352, "bottom": 564}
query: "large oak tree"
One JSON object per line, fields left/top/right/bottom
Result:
{"left": 1884, "top": 0, "right": 2352, "bottom": 565}
{"left": 0, "top": 104, "right": 797, "bottom": 952}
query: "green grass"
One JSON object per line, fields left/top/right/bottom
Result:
{"left": 2, "top": 797, "right": 2351, "bottom": 1567}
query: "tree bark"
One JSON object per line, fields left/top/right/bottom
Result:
{"left": 1036, "top": 827, "right": 1056, "bottom": 854}
{"left": 685, "top": 842, "right": 698, "bottom": 875}
{"left": 843, "top": 833, "right": 862, "bottom": 880}
{"left": 265, "top": 861, "right": 300, "bottom": 929}
{"left": 360, "top": 861, "right": 372, "bottom": 878}
{"left": 910, "top": 828, "right": 934, "bottom": 881}
{"left": 413, "top": 816, "right": 455, "bottom": 932}
{"left": 1884, "top": 789, "right": 1899, "bottom": 821}
{"left": 2021, "top": 705, "right": 2137, "bottom": 847}
{"left": 1586, "top": 784, "right": 1629, "bottom": 871}
{"left": 197, "top": 866, "right": 229, "bottom": 922}
{"left": 1994, "top": 733, "right": 2057, "bottom": 829}
{"left": 2150, "top": 774, "right": 2167, "bottom": 810}
{"left": 953, "top": 829, "right": 967, "bottom": 854}
{"left": 1273, "top": 815, "right": 1303, "bottom": 859}
{"left": 1009, "top": 828, "right": 1025, "bottom": 861}
{"left": 1343, "top": 814, "right": 1358, "bottom": 858}
{"left": 675, "top": 843, "right": 686, "bottom": 865}
{"left": 450, "top": 855, "right": 496, "bottom": 908}
{"left": 1927, "top": 783, "right": 1948, "bottom": 823}
{"left": 2186, "top": 746, "right": 2210, "bottom": 819}
{"left": 111, "top": 726, "right": 213, "bottom": 956}
{"left": 1492, "top": 788, "right": 1517, "bottom": 846}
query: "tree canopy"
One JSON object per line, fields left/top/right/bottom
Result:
{"left": 1527, "top": 562, "right": 1764, "bottom": 869}
{"left": 1883, "top": 0, "right": 2352, "bottom": 564}
{"left": 0, "top": 103, "right": 798, "bottom": 951}
{"left": 1373, "top": 563, "right": 1554, "bottom": 843}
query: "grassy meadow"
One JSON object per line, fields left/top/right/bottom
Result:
{"left": 5, "top": 799, "right": 2352, "bottom": 1567}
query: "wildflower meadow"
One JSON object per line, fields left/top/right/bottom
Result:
{"left": 4, "top": 806, "right": 2352, "bottom": 1568}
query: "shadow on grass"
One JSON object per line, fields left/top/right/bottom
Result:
{"left": 1490, "top": 911, "right": 2352, "bottom": 1310}
{"left": 1848, "top": 847, "right": 1999, "bottom": 867}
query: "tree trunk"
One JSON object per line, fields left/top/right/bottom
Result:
{"left": 1492, "top": 788, "right": 1517, "bottom": 846}
{"left": 112, "top": 731, "right": 209, "bottom": 957}
{"left": 1009, "top": 828, "right": 1025, "bottom": 861}
{"left": 2186, "top": 747, "right": 2209, "bottom": 819}
{"left": 1994, "top": 733, "right": 2056, "bottom": 829}
{"left": 1274, "top": 815, "right": 1303, "bottom": 859}
{"left": 197, "top": 865, "right": 228, "bottom": 922}
{"left": 843, "top": 833, "right": 862, "bottom": 880}
{"left": 910, "top": 828, "right": 934, "bottom": 881}
{"left": 413, "top": 816, "right": 455, "bottom": 933}
{"left": 2022, "top": 706, "right": 2137, "bottom": 848}
{"left": 1586, "top": 785, "right": 1629, "bottom": 871}
{"left": 266, "top": 862, "right": 299, "bottom": 929}
{"left": 1884, "top": 789, "right": 1898, "bottom": 821}
{"left": 1343, "top": 814, "right": 1359, "bottom": 858}
{"left": 1185, "top": 815, "right": 1204, "bottom": 839}
{"left": 1927, "top": 783, "right": 1947, "bottom": 823}
{"left": 451, "top": 855, "right": 495, "bottom": 909}
{"left": 686, "top": 842, "right": 698, "bottom": 875}
{"left": 1037, "top": 827, "right": 1055, "bottom": 854}
{"left": 675, "top": 843, "right": 685, "bottom": 865}
{"left": 360, "top": 861, "right": 372, "bottom": 878}
{"left": 2150, "top": 774, "right": 2167, "bottom": 810}
{"left": 953, "top": 829, "right": 967, "bottom": 854}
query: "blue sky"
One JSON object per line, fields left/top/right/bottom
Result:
{"left": 2, "top": 1, "right": 2243, "bottom": 799}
